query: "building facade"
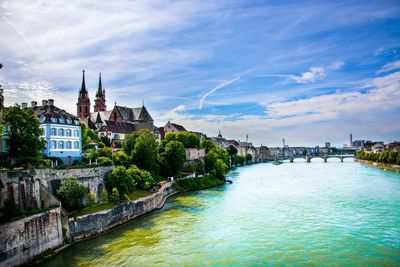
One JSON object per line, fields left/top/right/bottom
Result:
{"left": 29, "top": 99, "right": 82, "bottom": 164}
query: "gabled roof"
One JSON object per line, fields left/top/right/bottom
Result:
{"left": 169, "top": 122, "right": 186, "bottom": 132}
{"left": 115, "top": 106, "right": 133, "bottom": 121}
{"left": 89, "top": 111, "right": 112, "bottom": 123}
{"left": 31, "top": 104, "right": 79, "bottom": 125}
{"left": 98, "top": 120, "right": 137, "bottom": 134}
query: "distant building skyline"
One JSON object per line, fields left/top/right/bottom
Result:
{"left": 1, "top": 1, "right": 399, "bottom": 146}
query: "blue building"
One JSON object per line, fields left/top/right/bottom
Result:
{"left": 26, "top": 99, "right": 82, "bottom": 164}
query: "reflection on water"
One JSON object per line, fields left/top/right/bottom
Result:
{"left": 39, "top": 161, "right": 400, "bottom": 266}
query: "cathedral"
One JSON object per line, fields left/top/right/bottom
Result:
{"left": 76, "top": 70, "right": 159, "bottom": 142}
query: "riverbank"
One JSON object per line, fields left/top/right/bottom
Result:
{"left": 355, "top": 158, "right": 400, "bottom": 172}
{"left": 174, "top": 175, "right": 226, "bottom": 191}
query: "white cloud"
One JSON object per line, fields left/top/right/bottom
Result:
{"left": 376, "top": 60, "right": 400, "bottom": 74}
{"left": 289, "top": 67, "right": 326, "bottom": 83}
{"left": 328, "top": 60, "right": 345, "bottom": 70}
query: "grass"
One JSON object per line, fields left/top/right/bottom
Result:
{"left": 126, "top": 189, "right": 152, "bottom": 201}
{"left": 70, "top": 189, "right": 152, "bottom": 217}
{"left": 71, "top": 202, "right": 116, "bottom": 217}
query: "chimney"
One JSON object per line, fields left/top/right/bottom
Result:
{"left": 21, "top": 102, "right": 28, "bottom": 109}
{"left": 48, "top": 99, "right": 54, "bottom": 106}
{"left": 42, "top": 100, "right": 48, "bottom": 106}
{"left": 31, "top": 101, "right": 37, "bottom": 107}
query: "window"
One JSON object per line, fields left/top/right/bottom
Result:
{"left": 74, "top": 141, "right": 79, "bottom": 149}
{"left": 51, "top": 117, "right": 57, "bottom": 123}
{"left": 51, "top": 141, "right": 57, "bottom": 149}
{"left": 66, "top": 141, "right": 72, "bottom": 149}
{"left": 51, "top": 128, "right": 57, "bottom": 136}
{"left": 67, "top": 119, "right": 72, "bottom": 124}
{"left": 74, "top": 120, "right": 80, "bottom": 125}
{"left": 58, "top": 128, "right": 64, "bottom": 136}
{"left": 74, "top": 130, "right": 79, "bottom": 137}
{"left": 66, "top": 129, "right": 72, "bottom": 137}
{"left": 58, "top": 141, "right": 64, "bottom": 149}
{"left": 59, "top": 117, "right": 65, "bottom": 123}
{"left": 40, "top": 115, "right": 45, "bottom": 122}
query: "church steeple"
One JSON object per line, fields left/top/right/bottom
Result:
{"left": 94, "top": 72, "right": 107, "bottom": 112}
{"left": 77, "top": 70, "right": 91, "bottom": 119}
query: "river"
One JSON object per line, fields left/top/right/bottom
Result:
{"left": 39, "top": 160, "right": 400, "bottom": 266}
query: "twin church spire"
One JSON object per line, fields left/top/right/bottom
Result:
{"left": 77, "top": 70, "right": 107, "bottom": 119}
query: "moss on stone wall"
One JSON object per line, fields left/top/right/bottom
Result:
{"left": 174, "top": 175, "right": 225, "bottom": 191}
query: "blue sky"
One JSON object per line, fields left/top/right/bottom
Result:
{"left": 1, "top": 0, "right": 400, "bottom": 146}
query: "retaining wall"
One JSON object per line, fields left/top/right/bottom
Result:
{"left": 0, "top": 207, "right": 63, "bottom": 267}
{"left": 68, "top": 182, "right": 175, "bottom": 241}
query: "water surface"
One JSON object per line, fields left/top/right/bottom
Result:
{"left": 40, "top": 160, "right": 400, "bottom": 266}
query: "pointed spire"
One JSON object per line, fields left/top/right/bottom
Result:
{"left": 80, "top": 69, "right": 87, "bottom": 95}
{"left": 96, "top": 72, "right": 103, "bottom": 97}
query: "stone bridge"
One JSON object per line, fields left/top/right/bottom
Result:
{"left": 273, "top": 155, "right": 355, "bottom": 163}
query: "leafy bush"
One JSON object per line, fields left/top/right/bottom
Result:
{"left": 175, "top": 175, "right": 225, "bottom": 191}
{"left": 127, "top": 165, "right": 155, "bottom": 190}
{"left": 105, "top": 166, "right": 136, "bottom": 197}
{"left": 112, "top": 150, "right": 131, "bottom": 168}
{"left": 87, "top": 192, "right": 96, "bottom": 205}
{"left": 57, "top": 176, "right": 87, "bottom": 211}
{"left": 110, "top": 188, "right": 120, "bottom": 203}
{"left": 100, "top": 188, "right": 109, "bottom": 202}
{"left": 98, "top": 157, "right": 112, "bottom": 166}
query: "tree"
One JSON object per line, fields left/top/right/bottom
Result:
{"left": 162, "top": 140, "right": 185, "bottom": 177}
{"left": 110, "top": 188, "right": 120, "bottom": 203}
{"left": 4, "top": 105, "right": 46, "bottom": 159}
{"left": 227, "top": 145, "right": 238, "bottom": 157}
{"left": 98, "top": 146, "right": 112, "bottom": 159}
{"left": 100, "top": 188, "right": 109, "bottom": 202}
{"left": 214, "top": 159, "right": 228, "bottom": 180}
{"left": 128, "top": 165, "right": 155, "bottom": 190}
{"left": 123, "top": 131, "right": 140, "bottom": 156}
{"left": 100, "top": 136, "right": 111, "bottom": 147}
{"left": 105, "top": 166, "right": 136, "bottom": 198}
{"left": 164, "top": 132, "right": 200, "bottom": 148}
{"left": 131, "top": 129, "right": 158, "bottom": 173}
{"left": 87, "top": 192, "right": 96, "bottom": 205}
{"left": 201, "top": 138, "right": 216, "bottom": 154}
{"left": 57, "top": 176, "right": 87, "bottom": 211}
{"left": 113, "top": 150, "right": 130, "bottom": 168}
{"left": 82, "top": 124, "right": 100, "bottom": 150}
{"left": 246, "top": 154, "right": 253, "bottom": 162}
{"left": 98, "top": 157, "right": 112, "bottom": 166}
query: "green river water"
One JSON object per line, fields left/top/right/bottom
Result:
{"left": 39, "top": 160, "right": 400, "bottom": 266}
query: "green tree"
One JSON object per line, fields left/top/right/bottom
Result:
{"left": 113, "top": 150, "right": 130, "bottom": 168}
{"left": 100, "top": 136, "right": 111, "bottom": 147}
{"left": 110, "top": 188, "right": 120, "bottom": 203}
{"left": 105, "top": 166, "right": 136, "bottom": 197}
{"left": 98, "top": 157, "right": 112, "bottom": 166}
{"left": 131, "top": 129, "right": 158, "bottom": 173}
{"left": 100, "top": 188, "right": 109, "bottom": 202}
{"left": 163, "top": 140, "right": 185, "bottom": 177}
{"left": 57, "top": 176, "right": 87, "bottom": 211}
{"left": 246, "top": 154, "right": 253, "bottom": 162}
{"left": 87, "top": 191, "right": 96, "bottom": 205}
{"left": 201, "top": 138, "right": 216, "bottom": 154}
{"left": 164, "top": 132, "right": 200, "bottom": 148}
{"left": 98, "top": 146, "right": 112, "bottom": 159}
{"left": 214, "top": 158, "right": 228, "bottom": 180}
{"left": 82, "top": 124, "right": 100, "bottom": 150}
{"left": 127, "top": 165, "right": 155, "bottom": 190}
{"left": 4, "top": 105, "right": 46, "bottom": 159}
{"left": 123, "top": 131, "right": 140, "bottom": 156}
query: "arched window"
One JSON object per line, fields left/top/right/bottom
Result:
{"left": 74, "top": 130, "right": 79, "bottom": 137}
{"left": 51, "top": 141, "right": 57, "bottom": 149}
{"left": 51, "top": 128, "right": 57, "bottom": 136}
{"left": 66, "top": 129, "right": 72, "bottom": 137}
{"left": 79, "top": 106, "right": 82, "bottom": 113}
{"left": 58, "top": 128, "right": 64, "bottom": 136}
{"left": 85, "top": 106, "right": 88, "bottom": 113}
{"left": 74, "top": 141, "right": 79, "bottom": 149}
{"left": 59, "top": 141, "right": 64, "bottom": 149}
{"left": 66, "top": 141, "right": 72, "bottom": 149}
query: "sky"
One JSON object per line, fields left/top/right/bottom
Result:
{"left": 1, "top": 0, "right": 400, "bottom": 147}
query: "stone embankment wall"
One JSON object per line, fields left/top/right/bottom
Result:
{"left": 0, "top": 207, "right": 63, "bottom": 267}
{"left": 68, "top": 182, "right": 175, "bottom": 241}
{"left": 35, "top": 166, "right": 113, "bottom": 201}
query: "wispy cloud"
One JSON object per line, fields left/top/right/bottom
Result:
{"left": 199, "top": 77, "right": 241, "bottom": 109}
{"left": 376, "top": 60, "right": 400, "bottom": 74}
{"left": 328, "top": 60, "right": 345, "bottom": 70}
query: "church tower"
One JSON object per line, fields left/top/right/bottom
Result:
{"left": 94, "top": 72, "right": 107, "bottom": 112}
{"left": 77, "top": 70, "right": 91, "bottom": 119}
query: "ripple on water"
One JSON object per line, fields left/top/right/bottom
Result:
{"left": 38, "top": 162, "right": 400, "bottom": 266}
